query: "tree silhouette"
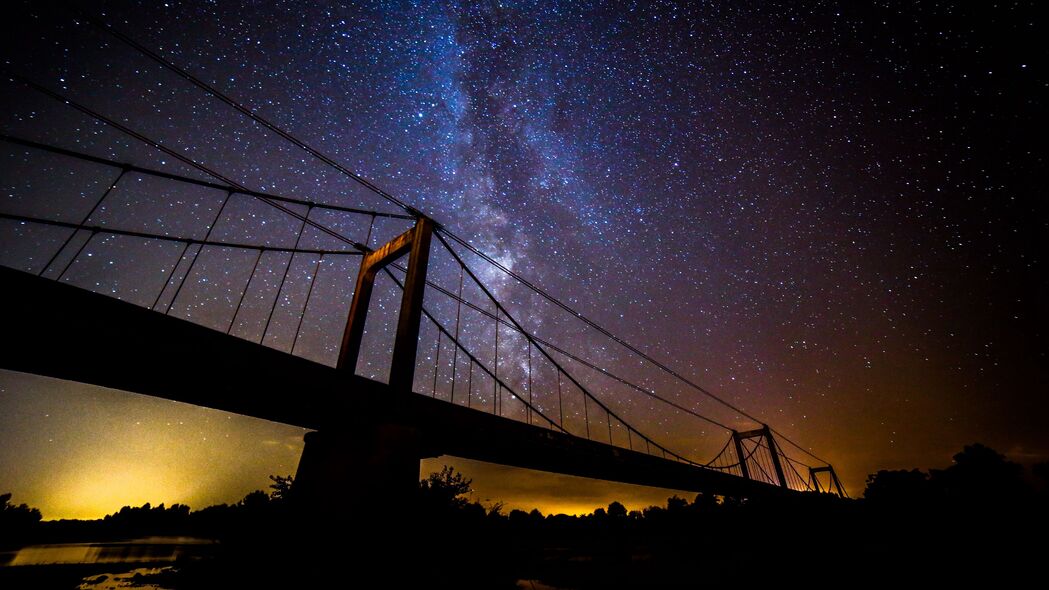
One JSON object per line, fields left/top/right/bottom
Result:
{"left": 239, "top": 490, "right": 271, "bottom": 509}
{"left": 0, "top": 493, "right": 42, "bottom": 543}
{"left": 419, "top": 465, "right": 473, "bottom": 510}
{"left": 692, "top": 492, "right": 719, "bottom": 511}
{"left": 268, "top": 475, "right": 294, "bottom": 501}
{"left": 864, "top": 469, "right": 929, "bottom": 505}
{"left": 1, "top": 493, "right": 41, "bottom": 523}
{"left": 929, "top": 443, "right": 1027, "bottom": 502}
{"left": 666, "top": 495, "right": 688, "bottom": 513}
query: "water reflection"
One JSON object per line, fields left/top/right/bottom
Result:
{"left": 78, "top": 567, "right": 174, "bottom": 590}
{"left": 1, "top": 537, "right": 215, "bottom": 566}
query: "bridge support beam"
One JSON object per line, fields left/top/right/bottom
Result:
{"left": 291, "top": 424, "right": 435, "bottom": 522}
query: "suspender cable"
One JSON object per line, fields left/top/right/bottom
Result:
{"left": 56, "top": 229, "right": 97, "bottom": 282}
{"left": 364, "top": 213, "right": 376, "bottom": 248}
{"left": 432, "top": 330, "right": 441, "bottom": 398}
{"left": 228, "top": 247, "right": 265, "bottom": 335}
{"left": 450, "top": 263, "right": 464, "bottom": 404}
{"left": 527, "top": 344, "right": 533, "bottom": 425}
{"left": 261, "top": 207, "right": 311, "bottom": 344}
{"left": 165, "top": 189, "right": 235, "bottom": 314}
{"left": 40, "top": 167, "right": 127, "bottom": 277}
{"left": 556, "top": 369, "right": 564, "bottom": 430}
{"left": 435, "top": 231, "right": 695, "bottom": 464}
{"left": 493, "top": 307, "right": 499, "bottom": 415}
{"left": 380, "top": 268, "right": 565, "bottom": 432}
{"left": 153, "top": 242, "right": 192, "bottom": 310}
{"left": 291, "top": 254, "right": 324, "bottom": 355}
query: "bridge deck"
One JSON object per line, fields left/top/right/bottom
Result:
{"left": 1, "top": 266, "right": 785, "bottom": 498}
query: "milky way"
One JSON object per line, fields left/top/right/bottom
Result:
{"left": 0, "top": 1, "right": 1044, "bottom": 518}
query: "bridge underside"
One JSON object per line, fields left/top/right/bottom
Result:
{"left": 1, "top": 267, "right": 784, "bottom": 500}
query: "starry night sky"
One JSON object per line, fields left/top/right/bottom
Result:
{"left": 0, "top": 1, "right": 1045, "bottom": 519}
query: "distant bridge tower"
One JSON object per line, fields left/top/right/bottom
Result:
{"left": 809, "top": 465, "right": 846, "bottom": 497}
{"left": 732, "top": 425, "right": 788, "bottom": 488}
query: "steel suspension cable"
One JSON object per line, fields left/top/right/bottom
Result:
{"left": 0, "top": 134, "right": 412, "bottom": 222}
{"left": 79, "top": 10, "right": 419, "bottom": 216}
{"left": 0, "top": 213, "right": 362, "bottom": 257}
{"left": 0, "top": 72, "right": 370, "bottom": 255}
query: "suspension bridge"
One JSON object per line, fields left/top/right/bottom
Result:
{"left": 0, "top": 14, "right": 846, "bottom": 513}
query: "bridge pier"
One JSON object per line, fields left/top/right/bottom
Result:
{"left": 291, "top": 424, "right": 435, "bottom": 522}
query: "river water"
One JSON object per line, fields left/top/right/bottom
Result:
{"left": 0, "top": 536, "right": 216, "bottom": 567}
{"left": 1, "top": 537, "right": 217, "bottom": 589}
{"left": 3, "top": 538, "right": 559, "bottom": 589}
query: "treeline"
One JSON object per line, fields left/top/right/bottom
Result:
{"left": 419, "top": 443, "right": 1047, "bottom": 529}
{"left": 0, "top": 475, "right": 295, "bottom": 547}
{"left": 4, "top": 443, "right": 1047, "bottom": 544}
{"left": 864, "top": 443, "right": 1043, "bottom": 507}
{"left": 408, "top": 443, "right": 1047, "bottom": 587}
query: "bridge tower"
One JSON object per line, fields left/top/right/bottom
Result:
{"left": 809, "top": 465, "right": 846, "bottom": 496}
{"left": 292, "top": 217, "right": 436, "bottom": 520}
{"left": 732, "top": 425, "right": 788, "bottom": 488}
